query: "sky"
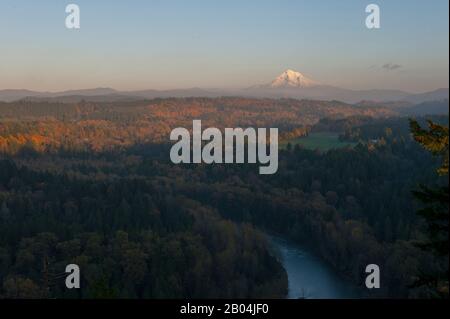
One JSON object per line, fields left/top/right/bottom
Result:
{"left": 0, "top": 0, "right": 448, "bottom": 92}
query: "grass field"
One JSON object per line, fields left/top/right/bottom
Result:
{"left": 282, "top": 132, "right": 356, "bottom": 152}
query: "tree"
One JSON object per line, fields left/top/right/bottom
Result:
{"left": 410, "top": 119, "right": 448, "bottom": 176}
{"left": 3, "top": 277, "right": 43, "bottom": 299}
{"left": 409, "top": 119, "right": 449, "bottom": 297}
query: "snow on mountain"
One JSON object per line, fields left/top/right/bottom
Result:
{"left": 269, "top": 69, "right": 320, "bottom": 88}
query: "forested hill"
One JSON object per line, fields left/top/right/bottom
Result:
{"left": 0, "top": 98, "right": 395, "bottom": 153}
{"left": 0, "top": 98, "right": 448, "bottom": 298}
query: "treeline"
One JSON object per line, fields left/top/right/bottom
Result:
{"left": 311, "top": 115, "right": 375, "bottom": 133}
{"left": 339, "top": 115, "right": 449, "bottom": 142}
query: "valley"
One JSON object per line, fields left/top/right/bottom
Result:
{"left": 0, "top": 96, "right": 448, "bottom": 298}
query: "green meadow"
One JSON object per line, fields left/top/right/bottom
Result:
{"left": 282, "top": 132, "right": 356, "bottom": 152}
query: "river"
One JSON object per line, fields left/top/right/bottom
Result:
{"left": 268, "top": 235, "right": 362, "bottom": 299}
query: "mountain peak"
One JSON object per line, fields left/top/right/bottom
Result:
{"left": 270, "top": 69, "right": 320, "bottom": 88}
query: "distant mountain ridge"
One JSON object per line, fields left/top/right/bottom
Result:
{"left": 403, "top": 88, "right": 449, "bottom": 104}
{"left": 1, "top": 70, "right": 448, "bottom": 104}
{"left": 395, "top": 99, "right": 449, "bottom": 116}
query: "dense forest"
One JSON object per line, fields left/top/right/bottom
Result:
{"left": 0, "top": 160, "right": 287, "bottom": 298}
{"left": 0, "top": 98, "right": 448, "bottom": 298}
{"left": 0, "top": 98, "right": 395, "bottom": 153}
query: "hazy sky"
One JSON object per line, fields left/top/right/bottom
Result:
{"left": 0, "top": 0, "right": 448, "bottom": 92}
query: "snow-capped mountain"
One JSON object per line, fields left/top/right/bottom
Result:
{"left": 270, "top": 69, "right": 320, "bottom": 88}
{"left": 245, "top": 69, "right": 429, "bottom": 103}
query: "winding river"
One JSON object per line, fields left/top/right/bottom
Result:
{"left": 268, "top": 235, "right": 362, "bottom": 299}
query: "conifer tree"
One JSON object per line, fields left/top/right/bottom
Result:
{"left": 409, "top": 119, "right": 449, "bottom": 297}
